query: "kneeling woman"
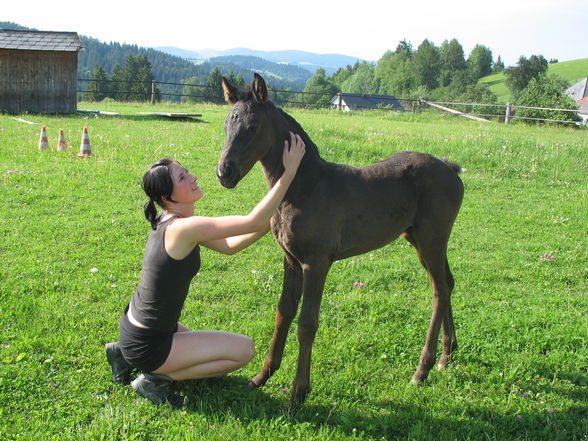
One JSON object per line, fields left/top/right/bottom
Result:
{"left": 106, "top": 133, "right": 305, "bottom": 407}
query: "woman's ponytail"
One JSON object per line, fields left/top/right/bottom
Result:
{"left": 142, "top": 158, "right": 176, "bottom": 229}
{"left": 144, "top": 198, "right": 158, "bottom": 230}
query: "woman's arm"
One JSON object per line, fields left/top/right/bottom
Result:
{"left": 200, "top": 222, "right": 270, "bottom": 255}
{"left": 169, "top": 133, "right": 304, "bottom": 250}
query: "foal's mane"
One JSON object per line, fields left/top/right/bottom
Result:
{"left": 275, "top": 107, "right": 320, "bottom": 158}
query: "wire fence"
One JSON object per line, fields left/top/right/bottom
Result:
{"left": 77, "top": 78, "right": 586, "bottom": 125}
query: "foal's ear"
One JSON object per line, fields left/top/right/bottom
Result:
{"left": 221, "top": 77, "right": 237, "bottom": 104}
{"left": 252, "top": 73, "right": 268, "bottom": 103}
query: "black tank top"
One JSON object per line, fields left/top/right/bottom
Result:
{"left": 130, "top": 216, "right": 201, "bottom": 332}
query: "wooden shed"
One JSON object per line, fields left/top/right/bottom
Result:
{"left": 0, "top": 29, "right": 84, "bottom": 114}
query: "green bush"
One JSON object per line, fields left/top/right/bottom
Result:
{"left": 515, "top": 75, "right": 582, "bottom": 125}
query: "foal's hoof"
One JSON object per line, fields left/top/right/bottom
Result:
{"left": 247, "top": 380, "right": 260, "bottom": 390}
{"left": 284, "top": 388, "right": 309, "bottom": 414}
{"left": 284, "top": 398, "right": 303, "bottom": 415}
{"left": 410, "top": 372, "right": 428, "bottom": 385}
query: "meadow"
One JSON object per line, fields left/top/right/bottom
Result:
{"left": 0, "top": 102, "right": 586, "bottom": 441}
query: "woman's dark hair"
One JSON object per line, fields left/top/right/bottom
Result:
{"left": 142, "top": 158, "right": 177, "bottom": 229}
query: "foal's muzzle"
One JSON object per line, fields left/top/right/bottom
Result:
{"left": 216, "top": 161, "right": 238, "bottom": 188}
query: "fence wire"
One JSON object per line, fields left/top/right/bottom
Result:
{"left": 77, "top": 78, "right": 585, "bottom": 125}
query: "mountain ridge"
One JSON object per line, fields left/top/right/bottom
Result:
{"left": 154, "top": 46, "right": 368, "bottom": 75}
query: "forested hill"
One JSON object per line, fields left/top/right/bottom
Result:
{"left": 78, "top": 36, "right": 208, "bottom": 85}
{"left": 0, "top": 22, "right": 311, "bottom": 90}
{"left": 78, "top": 35, "right": 210, "bottom": 83}
{"left": 208, "top": 55, "right": 312, "bottom": 89}
{"left": 78, "top": 37, "right": 311, "bottom": 90}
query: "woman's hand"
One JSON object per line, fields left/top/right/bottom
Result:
{"left": 282, "top": 132, "right": 306, "bottom": 177}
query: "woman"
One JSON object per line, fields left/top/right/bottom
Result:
{"left": 106, "top": 132, "right": 306, "bottom": 408}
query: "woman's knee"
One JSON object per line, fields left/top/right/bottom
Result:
{"left": 239, "top": 336, "right": 256, "bottom": 365}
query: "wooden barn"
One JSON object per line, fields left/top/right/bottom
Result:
{"left": 0, "top": 29, "right": 84, "bottom": 114}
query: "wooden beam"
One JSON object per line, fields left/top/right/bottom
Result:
{"left": 421, "top": 100, "right": 490, "bottom": 122}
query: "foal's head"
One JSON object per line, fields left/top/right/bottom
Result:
{"left": 217, "top": 74, "right": 285, "bottom": 188}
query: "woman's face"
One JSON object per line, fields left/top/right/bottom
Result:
{"left": 168, "top": 162, "right": 203, "bottom": 204}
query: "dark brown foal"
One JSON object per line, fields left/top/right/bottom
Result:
{"left": 217, "top": 74, "right": 464, "bottom": 412}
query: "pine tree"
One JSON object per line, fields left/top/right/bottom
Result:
{"left": 86, "top": 65, "right": 109, "bottom": 101}
{"left": 492, "top": 55, "right": 505, "bottom": 73}
{"left": 110, "top": 64, "right": 126, "bottom": 100}
{"left": 134, "top": 54, "right": 158, "bottom": 101}
{"left": 206, "top": 68, "right": 224, "bottom": 103}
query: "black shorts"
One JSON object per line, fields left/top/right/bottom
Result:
{"left": 118, "top": 306, "right": 178, "bottom": 373}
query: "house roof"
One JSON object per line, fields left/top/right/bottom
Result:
{"left": 578, "top": 96, "right": 588, "bottom": 115}
{"left": 0, "top": 29, "right": 83, "bottom": 52}
{"left": 564, "top": 77, "right": 588, "bottom": 102}
{"left": 331, "top": 93, "right": 403, "bottom": 110}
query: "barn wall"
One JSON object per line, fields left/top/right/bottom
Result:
{"left": 0, "top": 49, "right": 78, "bottom": 114}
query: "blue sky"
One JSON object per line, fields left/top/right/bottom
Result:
{"left": 4, "top": 0, "right": 587, "bottom": 65}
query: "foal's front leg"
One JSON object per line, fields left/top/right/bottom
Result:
{"left": 287, "top": 257, "right": 331, "bottom": 413}
{"left": 249, "top": 255, "right": 303, "bottom": 389}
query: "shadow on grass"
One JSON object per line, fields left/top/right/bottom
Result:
{"left": 172, "top": 374, "right": 585, "bottom": 440}
{"left": 98, "top": 114, "right": 208, "bottom": 123}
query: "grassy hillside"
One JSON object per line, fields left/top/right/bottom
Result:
{"left": 480, "top": 58, "right": 588, "bottom": 103}
{"left": 1, "top": 104, "right": 586, "bottom": 440}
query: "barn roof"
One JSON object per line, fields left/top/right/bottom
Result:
{"left": 330, "top": 93, "right": 404, "bottom": 110}
{"left": 0, "top": 29, "right": 84, "bottom": 52}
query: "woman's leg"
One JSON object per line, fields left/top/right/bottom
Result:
{"left": 152, "top": 330, "right": 255, "bottom": 381}
{"left": 176, "top": 322, "right": 191, "bottom": 333}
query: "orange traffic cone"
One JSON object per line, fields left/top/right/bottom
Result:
{"left": 56, "top": 129, "right": 67, "bottom": 151}
{"left": 78, "top": 126, "right": 92, "bottom": 157}
{"left": 38, "top": 125, "right": 49, "bottom": 151}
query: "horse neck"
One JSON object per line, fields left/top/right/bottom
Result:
{"left": 259, "top": 106, "right": 322, "bottom": 188}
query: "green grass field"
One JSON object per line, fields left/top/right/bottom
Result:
{"left": 479, "top": 57, "right": 588, "bottom": 103}
{"left": 1, "top": 103, "right": 586, "bottom": 440}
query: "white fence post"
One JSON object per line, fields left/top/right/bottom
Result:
{"left": 505, "top": 102, "right": 512, "bottom": 124}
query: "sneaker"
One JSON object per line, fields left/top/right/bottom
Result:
{"left": 131, "top": 373, "right": 185, "bottom": 408}
{"left": 105, "top": 342, "right": 132, "bottom": 385}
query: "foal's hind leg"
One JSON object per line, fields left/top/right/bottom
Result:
{"left": 249, "top": 255, "right": 303, "bottom": 389}
{"left": 403, "top": 229, "right": 456, "bottom": 383}
{"left": 437, "top": 259, "right": 457, "bottom": 370}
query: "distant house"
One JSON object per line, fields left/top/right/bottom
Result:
{"left": 564, "top": 77, "right": 588, "bottom": 122}
{"left": 331, "top": 93, "right": 404, "bottom": 112}
{"left": 0, "top": 29, "right": 84, "bottom": 114}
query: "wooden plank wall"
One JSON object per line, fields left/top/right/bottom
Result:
{"left": 0, "top": 50, "right": 78, "bottom": 114}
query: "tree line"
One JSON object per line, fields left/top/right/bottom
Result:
{"left": 302, "top": 39, "right": 502, "bottom": 107}
{"left": 299, "top": 38, "right": 579, "bottom": 124}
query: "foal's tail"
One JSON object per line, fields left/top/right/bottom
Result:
{"left": 441, "top": 159, "right": 464, "bottom": 174}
